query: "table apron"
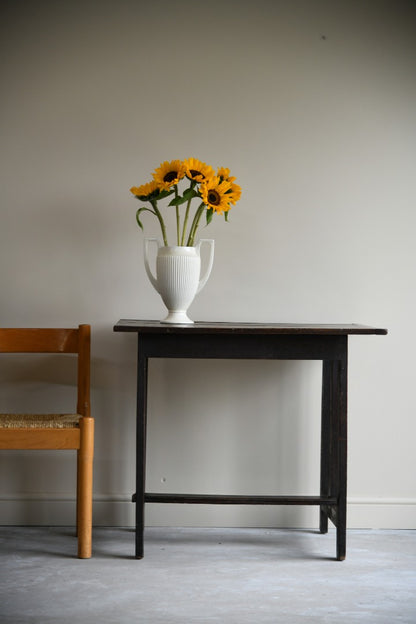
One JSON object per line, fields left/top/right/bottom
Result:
{"left": 138, "top": 333, "right": 348, "bottom": 360}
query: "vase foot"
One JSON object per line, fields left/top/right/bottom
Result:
{"left": 161, "top": 310, "right": 194, "bottom": 324}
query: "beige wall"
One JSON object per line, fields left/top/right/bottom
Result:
{"left": 1, "top": 0, "right": 415, "bottom": 529}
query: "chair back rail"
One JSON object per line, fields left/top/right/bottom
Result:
{"left": 0, "top": 328, "right": 80, "bottom": 353}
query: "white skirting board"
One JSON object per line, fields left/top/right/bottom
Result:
{"left": 0, "top": 495, "right": 415, "bottom": 529}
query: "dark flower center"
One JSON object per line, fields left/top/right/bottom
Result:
{"left": 190, "top": 169, "right": 204, "bottom": 179}
{"left": 208, "top": 190, "right": 220, "bottom": 205}
{"left": 163, "top": 171, "right": 178, "bottom": 183}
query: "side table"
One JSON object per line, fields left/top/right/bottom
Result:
{"left": 114, "top": 320, "right": 387, "bottom": 560}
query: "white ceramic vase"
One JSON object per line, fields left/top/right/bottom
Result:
{"left": 144, "top": 238, "right": 215, "bottom": 324}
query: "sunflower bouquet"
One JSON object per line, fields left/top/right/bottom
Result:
{"left": 130, "top": 158, "right": 241, "bottom": 247}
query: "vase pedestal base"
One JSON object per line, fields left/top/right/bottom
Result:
{"left": 161, "top": 310, "right": 194, "bottom": 324}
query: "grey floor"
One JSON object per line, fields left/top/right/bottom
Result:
{"left": 0, "top": 527, "right": 415, "bottom": 624}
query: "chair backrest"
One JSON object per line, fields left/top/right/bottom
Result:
{"left": 0, "top": 325, "right": 91, "bottom": 417}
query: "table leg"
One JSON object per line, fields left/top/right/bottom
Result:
{"left": 336, "top": 350, "right": 348, "bottom": 561}
{"left": 135, "top": 345, "right": 148, "bottom": 559}
{"left": 320, "top": 351, "right": 348, "bottom": 561}
{"left": 320, "top": 360, "right": 331, "bottom": 535}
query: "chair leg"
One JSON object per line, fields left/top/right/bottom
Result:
{"left": 77, "top": 417, "right": 94, "bottom": 558}
{"left": 76, "top": 449, "right": 80, "bottom": 537}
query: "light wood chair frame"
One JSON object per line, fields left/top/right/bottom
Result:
{"left": 0, "top": 324, "right": 94, "bottom": 558}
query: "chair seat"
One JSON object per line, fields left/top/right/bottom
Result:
{"left": 0, "top": 414, "right": 81, "bottom": 429}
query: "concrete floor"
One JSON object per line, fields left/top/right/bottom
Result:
{"left": 0, "top": 527, "right": 415, "bottom": 624}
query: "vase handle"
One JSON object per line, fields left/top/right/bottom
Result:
{"left": 196, "top": 239, "right": 215, "bottom": 294}
{"left": 144, "top": 238, "right": 161, "bottom": 293}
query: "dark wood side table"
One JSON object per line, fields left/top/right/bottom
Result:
{"left": 114, "top": 320, "right": 387, "bottom": 560}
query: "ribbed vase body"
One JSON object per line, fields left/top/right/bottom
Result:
{"left": 156, "top": 247, "right": 201, "bottom": 316}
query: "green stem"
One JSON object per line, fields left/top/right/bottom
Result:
{"left": 186, "top": 203, "right": 205, "bottom": 247}
{"left": 150, "top": 200, "right": 168, "bottom": 246}
{"left": 174, "top": 187, "right": 180, "bottom": 246}
{"left": 180, "top": 181, "right": 197, "bottom": 246}
{"left": 136, "top": 206, "right": 156, "bottom": 230}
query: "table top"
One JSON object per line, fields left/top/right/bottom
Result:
{"left": 114, "top": 320, "right": 387, "bottom": 336}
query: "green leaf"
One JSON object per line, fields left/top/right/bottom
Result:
{"left": 155, "top": 189, "right": 174, "bottom": 201}
{"left": 183, "top": 187, "right": 199, "bottom": 200}
{"left": 168, "top": 194, "right": 189, "bottom": 206}
{"left": 206, "top": 208, "right": 214, "bottom": 225}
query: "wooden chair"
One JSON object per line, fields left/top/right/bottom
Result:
{"left": 0, "top": 324, "right": 94, "bottom": 558}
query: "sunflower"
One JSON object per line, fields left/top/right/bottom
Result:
{"left": 152, "top": 160, "right": 186, "bottom": 190}
{"left": 200, "top": 176, "right": 233, "bottom": 214}
{"left": 217, "top": 167, "right": 235, "bottom": 182}
{"left": 217, "top": 167, "right": 242, "bottom": 205}
{"left": 130, "top": 180, "right": 160, "bottom": 201}
{"left": 183, "top": 157, "right": 215, "bottom": 183}
{"left": 227, "top": 181, "right": 242, "bottom": 205}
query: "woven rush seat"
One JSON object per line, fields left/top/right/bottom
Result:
{"left": 0, "top": 414, "right": 81, "bottom": 429}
